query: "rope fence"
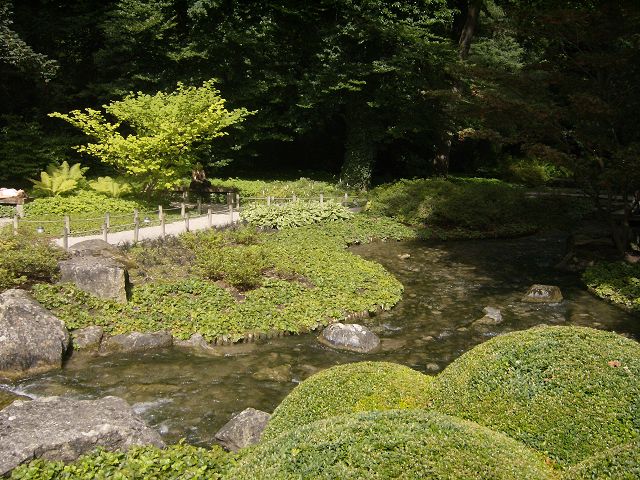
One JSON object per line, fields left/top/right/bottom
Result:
{"left": 6, "top": 191, "right": 363, "bottom": 249}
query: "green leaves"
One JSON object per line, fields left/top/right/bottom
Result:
{"left": 29, "top": 161, "right": 88, "bottom": 197}
{"left": 583, "top": 262, "right": 640, "bottom": 311}
{"left": 241, "top": 201, "right": 352, "bottom": 229}
{"left": 88, "top": 176, "right": 132, "bottom": 198}
{"left": 49, "top": 81, "right": 253, "bottom": 193}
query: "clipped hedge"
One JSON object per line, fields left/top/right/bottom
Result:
{"left": 427, "top": 326, "right": 640, "bottom": 468}
{"left": 262, "top": 362, "right": 433, "bottom": 441}
{"left": 583, "top": 261, "right": 640, "bottom": 311}
{"left": 563, "top": 440, "right": 640, "bottom": 480}
{"left": 10, "top": 443, "right": 233, "bottom": 480}
{"left": 230, "top": 410, "right": 555, "bottom": 480}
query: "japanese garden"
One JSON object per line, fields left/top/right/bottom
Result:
{"left": 0, "top": 1, "right": 639, "bottom": 479}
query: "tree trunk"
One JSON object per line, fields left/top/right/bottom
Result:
{"left": 340, "top": 105, "right": 376, "bottom": 190}
{"left": 459, "top": 0, "right": 483, "bottom": 60}
{"left": 433, "top": 132, "right": 452, "bottom": 176}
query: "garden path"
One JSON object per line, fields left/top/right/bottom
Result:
{"left": 53, "top": 211, "right": 240, "bottom": 248}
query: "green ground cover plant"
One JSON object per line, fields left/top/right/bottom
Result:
{"left": 33, "top": 217, "right": 410, "bottom": 341}
{"left": 208, "top": 177, "right": 348, "bottom": 199}
{"left": 426, "top": 326, "right": 640, "bottom": 468}
{"left": 230, "top": 410, "right": 555, "bottom": 480}
{"left": 10, "top": 443, "right": 234, "bottom": 480}
{"left": 0, "top": 205, "right": 16, "bottom": 218}
{"left": 0, "top": 227, "right": 65, "bottom": 291}
{"left": 583, "top": 261, "right": 640, "bottom": 311}
{"left": 241, "top": 201, "right": 352, "bottom": 229}
{"left": 562, "top": 440, "right": 640, "bottom": 480}
{"left": 262, "top": 362, "right": 433, "bottom": 441}
{"left": 367, "top": 178, "right": 590, "bottom": 239}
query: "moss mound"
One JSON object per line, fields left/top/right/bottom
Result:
{"left": 231, "top": 410, "right": 555, "bottom": 480}
{"left": 428, "top": 326, "right": 640, "bottom": 468}
{"left": 562, "top": 440, "right": 640, "bottom": 480}
{"left": 262, "top": 362, "right": 432, "bottom": 440}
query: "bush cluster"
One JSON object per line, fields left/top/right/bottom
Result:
{"left": 262, "top": 362, "right": 433, "bottom": 440}
{"left": 241, "top": 201, "right": 352, "bottom": 229}
{"left": 10, "top": 443, "right": 233, "bottom": 480}
{"left": 24, "top": 190, "right": 142, "bottom": 217}
{"left": 562, "top": 440, "right": 640, "bottom": 480}
{"left": 208, "top": 177, "right": 347, "bottom": 198}
{"left": 427, "top": 326, "right": 640, "bottom": 467}
{"left": 0, "top": 227, "right": 65, "bottom": 291}
{"left": 231, "top": 410, "right": 555, "bottom": 480}
{"left": 583, "top": 261, "right": 640, "bottom": 311}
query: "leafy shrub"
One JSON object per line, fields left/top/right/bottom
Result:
{"left": 262, "top": 362, "right": 433, "bottom": 440}
{"left": 503, "top": 157, "right": 570, "bottom": 187}
{"left": 427, "top": 326, "right": 640, "bottom": 467}
{"left": 88, "top": 176, "right": 132, "bottom": 198}
{"left": 208, "top": 177, "right": 347, "bottom": 198}
{"left": 230, "top": 410, "right": 555, "bottom": 480}
{"left": 583, "top": 261, "right": 640, "bottom": 311}
{"left": 0, "top": 205, "right": 15, "bottom": 218}
{"left": 241, "top": 201, "right": 352, "bottom": 229}
{"left": 0, "top": 227, "right": 65, "bottom": 291}
{"left": 195, "top": 245, "right": 271, "bottom": 290}
{"left": 24, "top": 190, "right": 142, "bottom": 217}
{"left": 562, "top": 440, "right": 640, "bottom": 480}
{"left": 30, "top": 161, "right": 88, "bottom": 197}
{"left": 10, "top": 443, "right": 233, "bottom": 480}
{"left": 368, "top": 178, "right": 538, "bottom": 238}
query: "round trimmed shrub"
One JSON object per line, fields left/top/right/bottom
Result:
{"left": 562, "top": 440, "right": 640, "bottom": 480}
{"left": 262, "top": 361, "right": 432, "bottom": 440}
{"left": 230, "top": 410, "right": 555, "bottom": 480}
{"left": 428, "top": 326, "right": 640, "bottom": 467}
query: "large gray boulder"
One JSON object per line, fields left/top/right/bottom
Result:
{"left": 0, "top": 396, "right": 165, "bottom": 475}
{"left": 522, "top": 284, "right": 563, "bottom": 304}
{"left": 100, "top": 331, "right": 173, "bottom": 354}
{"left": 68, "top": 239, "right": 131, "bottom": 266}
{"left": 214, "top": 408, "right": 271, "bottom": 452}
{"left": 0, "top": 289, "right": 70, "bottom": 380}
{"left": 317, "top": 323, "right": 380, "bottom": 353}
{"left": 71, "top": 326, "right": 104, "bottom": 351}
{"left": 59, "top": 256, "right": 130, "bottom": 303}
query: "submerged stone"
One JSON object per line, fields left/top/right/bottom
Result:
{"left": 522, "top": 284, "right": 563, "bottom": 304}
{"left": 100, "top": 331, "right": 173, "bottom": 354}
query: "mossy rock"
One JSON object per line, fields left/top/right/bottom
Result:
{"left": 230, "top": 410, "right": 556, "bottom": 480}
{"left": 428, "top": 326, "right": 640, "bottom": 468}
{"left": 0, "top": 390, "right": 25, "bottom": 410}
{"left": 262, "top": 361, "right": 432, "bottom": 441}
{"left": 562, "top": 440, "right": 640, "bottom": 480}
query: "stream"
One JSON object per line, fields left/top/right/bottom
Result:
{"left": 6, "top": 233, "right": 639, "bottom": 446}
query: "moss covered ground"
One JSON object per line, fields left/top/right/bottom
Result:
{"left": 583, "top": 261, "right": 640, "bottom": 311}
{"left": 562, "top": 440, "right": 640, "bottom": 480}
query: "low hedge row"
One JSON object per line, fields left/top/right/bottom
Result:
{"left": 582, "top": 261, "right": 640, "bottom": 311}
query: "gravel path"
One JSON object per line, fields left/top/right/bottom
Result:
{"left": 53, "top": 211, "right": 240, "bottom": 248}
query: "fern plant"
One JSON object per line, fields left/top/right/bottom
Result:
{"left": 30, "top": 161, "right": 88, "bottom": 197}
{"left": 89, "top": 176, "right": 132, "bottom": 198}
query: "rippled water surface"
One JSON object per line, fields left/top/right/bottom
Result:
{"left": 9, "top": 234, "right": 639, "bottom": 446}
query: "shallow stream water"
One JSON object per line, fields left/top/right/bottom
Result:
{"left": 6, "top": 234, "right": 639, "bottom": 446}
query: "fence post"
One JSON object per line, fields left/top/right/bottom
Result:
{"left": 343, "top": 193, "right": 348, "bottom": 206}
{"left": 12, "top": 214, "right": 18, "bottom": 235}
{"left": 102, "top": 223, "right": 108, "bottom": 243}
{"left": 133, "top": 208, "right": 139, "bottom": 224}
{"left": 161, "top": 213, "right": 166, "bottom": 239}
{"left": 64, "top": 215, "right": 70, "bottom": 234}
{"left": 207, "top": 206, "right": 213, "bottom": 228}
{"left": 267, "top": 196, "right": 271, "bottom": 206}
{"left": 133, "top": 217, "right": 140, "bottom": 243}
{"left": 180, "top": 203, "right": 186, "bottom": 218}
{"left": 105, "top": 212, "right": 110, "bottom": 229}
{"left": 292, "top": 194, "right": 297, "bottom": 202}
{"left": 235, "top": 193, "right": 240, "bottom": 209}
{"left": 320, "top": 193, "right": 324, "bottom": 205}
{"left": 228, "top": 201, "right": 234, "bottom": 224}
{"left": 158, "top": 205, "right": 163, "bottom": 221}
{"left": 185, "top": 212, "right": 190, "bottom": 232}
{"left": 197, "top": 198, "right": 202, "bottom": 215}
{"left": 62, "top": 227, "right": 69, "bottom": 251}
